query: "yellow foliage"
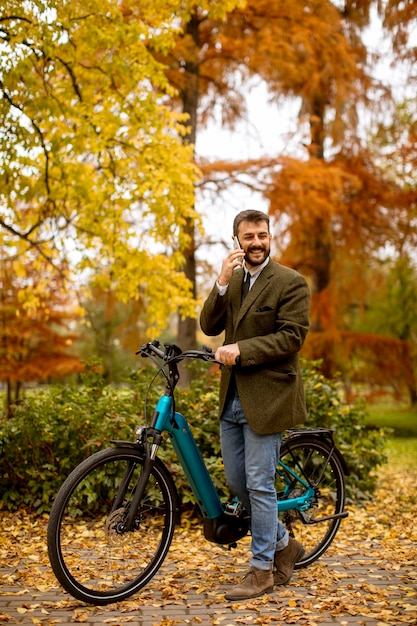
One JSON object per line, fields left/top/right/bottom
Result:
{"left": 0, "top": 0, "right": 242, "bottom": 335}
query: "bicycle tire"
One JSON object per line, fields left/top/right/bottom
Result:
{"left": 47, "top": 446, "right": 179, "bottom": 605}
{"left": 277, "top": 435, "right": 346, "bottom": 568}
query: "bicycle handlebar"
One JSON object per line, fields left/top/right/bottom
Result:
{"left": 137, "top": 340, "right": 220, "bottom": 365}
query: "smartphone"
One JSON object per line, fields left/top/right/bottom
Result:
{"left": 233, "top": 236, "right": 245, "bottom": 269}
{"left": 233, "top": 236, "right": 242, "bottom": 250}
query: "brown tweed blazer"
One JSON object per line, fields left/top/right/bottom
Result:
{"left": 200, "top": 260, "right": 310, "bottom": 435}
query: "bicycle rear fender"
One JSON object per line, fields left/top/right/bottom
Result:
{"left": 283, "top": 429, "right": 350, "bottom": 476}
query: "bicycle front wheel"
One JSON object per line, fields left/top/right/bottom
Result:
{"left": 47, "top": 446, "right": 179, "bottom": 605}
{"left": 277, "top": 435, "right": 346, "bottom": 568}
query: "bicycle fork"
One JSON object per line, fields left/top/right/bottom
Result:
{"left": 110, "top": 428, "right": 163, "bottom": 533}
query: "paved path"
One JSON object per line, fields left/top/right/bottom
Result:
{"left": 2, "top": 533, "right": 416, "bottom": 626}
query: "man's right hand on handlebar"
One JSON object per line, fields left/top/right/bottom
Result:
{"left": 215, "top": 343, "right": 240, "bottom": 366}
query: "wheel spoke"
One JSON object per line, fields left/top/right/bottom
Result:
{"left": 277, "top": 436, "right": 346, "bottom": 567}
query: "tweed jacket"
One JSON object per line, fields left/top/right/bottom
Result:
{"left": 200, "top": 260, "right": 310, "bottom": 435}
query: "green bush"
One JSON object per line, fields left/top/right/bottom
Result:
{"left": 0, "top": 358, "right": 387, "bottom": 512}
{"left": 0, "top": 360, "right": 150, "bottom": 512}
{"left": 301, "top": 360, "right": 388, "bottom": 501}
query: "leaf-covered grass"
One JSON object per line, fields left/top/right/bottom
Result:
{"left": 365, "top": 403, "right": 417, "bottom": 437}
{"left": 0, "top": 437, "right": 415, "bottom": 624}
{"left": 385, "top": 436, "right": 417, "bottom": 468}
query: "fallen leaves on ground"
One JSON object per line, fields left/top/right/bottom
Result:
{"left": 1, "top": 440, "right": 416, "bottom": 625}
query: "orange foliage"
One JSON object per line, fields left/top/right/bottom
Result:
{"left": 148, "top": 0, "right": 416, "bottom": 399}
{"left": 267, "top": 150, "right": 416, "bottom": 400}
{"left": 158, "top": 0, "right": 372, "bottom": 134}
{"left": 383, "top": 0, "right": 417, "bottom": 64}
{"left": 303, "top": 330, "right": 416, "bottom": 401}
{"left": 0, "top": 260, "right": 83, "bottom": 411}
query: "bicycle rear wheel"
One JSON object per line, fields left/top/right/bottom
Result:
{"left": 276, "top": 435, "right": 346, "bottom": 568}
{"left": 47, "top": 446, "right": 179, "bottom": 605}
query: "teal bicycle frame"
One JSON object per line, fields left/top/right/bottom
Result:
{"left": 150, "top": 393, "right": 316, "bottom": 539}
{"left": 122, "top": 340, "right": 347, "bottom": 547}
{"left": 152, "top": 395, "right": 224, "bottom": 519}
{"left": 47, "top": 340, "right": 349, "bottom": 607}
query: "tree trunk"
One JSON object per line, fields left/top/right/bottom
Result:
{"left": 5, "top": 378, "right": 22, "bottom": 418}
{"left": 308, "top": 97, "right": 332, "bottom": 335}
{"left": 177, "top": 14, "right": 200, "bottom": 385}
{"left": 6, "top": 378, "right": 12, "bottom": 418}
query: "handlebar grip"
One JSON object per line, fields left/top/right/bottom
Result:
{"left": 136, "top": 340, "right": 165, "bottom": 359}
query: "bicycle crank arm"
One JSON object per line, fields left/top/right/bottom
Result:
{"left": 299, "top": 510, "right": 349, "bottom": 524}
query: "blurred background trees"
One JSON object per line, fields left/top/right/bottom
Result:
{"left": 0, "top": 256, "right": 82, "bottom": 415}
{"left": 1, "top": 0, "right": 416, "bottom": 406}
{"left": 156, "top": 0, "right": 417, "bottom": 398}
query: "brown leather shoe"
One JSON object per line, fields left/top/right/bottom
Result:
{"left": 273, "top": 537, "right": 305, "bottom": 585}
{"left": 225, "top": 566, "right": 274, "bottom": 601}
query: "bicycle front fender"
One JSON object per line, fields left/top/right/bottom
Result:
{"left": 110, "top": 440, "right": 142, "bottom": 449}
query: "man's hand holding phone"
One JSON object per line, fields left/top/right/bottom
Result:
{"left": 217, "top": 237, "right": 245, "bottom": 287}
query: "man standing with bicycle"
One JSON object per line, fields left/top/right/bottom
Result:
{"left": 200, "top": 209, "right": 310, "bottom": 601}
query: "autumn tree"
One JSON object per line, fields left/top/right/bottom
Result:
{"left": 350, "top": 97, "right": 417, "bottom": 403}
{"left": 153, "top": 0, "right": 416, "bottom": 399}
{"left": 135, "top": 0, "right": 246, "bottom": 376}
{"left": 383, "top": 0, "right": 417, "bottom": 66}
{"left": 253, "top": 5, "right": 415, "bottom": 401}
{"left": 0, "top": 0, "right": 206, "bottom": 338}
{"left": 0, "top": 257, "right": 82, "bottom": 417}
{"left": 243, "top": 2, "right": 416, "bottom": 401}
{"left": 151, "top": 0, "right": 374, "bottom": 347}
{"left": 2, "top": 0, "right": 414, "bottom": 400}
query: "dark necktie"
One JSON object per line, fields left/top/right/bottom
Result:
{"left": 241, "top": 272, "right": 251, "bottom": 302}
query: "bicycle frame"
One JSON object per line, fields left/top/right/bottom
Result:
{"left": 114, "top": 342, "right": 347, "bottom": 545}
{"left": 47, "top": 341, "right": 350, "bottom": 605}
{"left": 124, "top": 391, "right": 327, "bottom": 546}
{"left": 152, "top": 394, "right": 223, "bottom": 519}
{"left": 154, "top": 396, "right": 320, "bottom": 514}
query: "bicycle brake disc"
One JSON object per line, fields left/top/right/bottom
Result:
{"left": 105, "top": 508, "right": 132, "bottom": 545}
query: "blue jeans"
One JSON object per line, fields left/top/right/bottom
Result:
{"left": 220, "top": 389, "right": 288, "bottom": 570}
